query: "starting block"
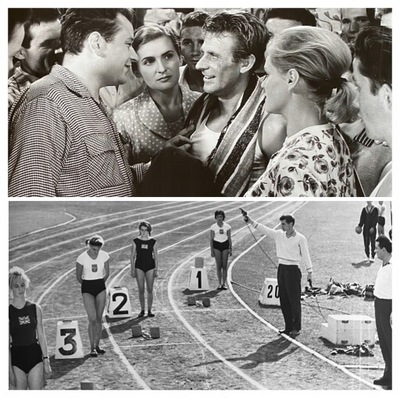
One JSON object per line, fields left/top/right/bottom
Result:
{"left": 187, "top": 296, "right": 196, "bottom": 306}
{"left": 202, "top": 297, "right": 211, "bottom": 307}
{"left": 321, "top": 314, "right": 376, "bottom": 345}
{"left": 259, "top": 278, "right": 280, "bottom": 306}
{"left": 150, "top": 327, "right": 160, "bottom": 339}
{"left": 131, "top": 325, "right": 142, "bottom": 338}
{"left": 107, "top": 287, "right": 132, "bottom": 318}
{"left": 55, "top": 320, "right": 84, "bottom": 359}
{"left": 80, "top": 382, "right": 94, "bottom": 390}
{"left": 188, "top": 259, "right": 209, "bottom": 291}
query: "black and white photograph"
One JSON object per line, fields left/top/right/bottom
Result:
{"left": 8, "top": 200, "right": 392, "bottom": 390}
{"left": 7, "top": 6, "right": 392, "bottom": 197}
{"left": 5, "top": 1, "right": 394, "bottom": 393}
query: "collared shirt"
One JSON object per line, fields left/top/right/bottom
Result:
{"left": 9, "top": 65, "right": 135, "bottom": 197}
{"left": 8, "top": 65, "right": 39, "bottom": 110}
{"left": 254, "top": 224, "right": 313, "bottom": 272}
{"left": 374, "top": 261, "right": 392, "bottom": 299}
{"left": 112, "top": 85, "right": 199, "bottom": 164}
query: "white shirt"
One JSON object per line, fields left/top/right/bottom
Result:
{"left": 77, "top": 250, "right": 109, "bottom": 280}
{"left": 211, "top": 222, "right": 231, "bottom": 243}
{"left": 189, "top": 116, "right": 220, "bottom": 163}
{"left": 254, "top": 224, "right": 312, "bottom": 271}
{"left": 374, "top": 262, "right": 392, "bottom": 299}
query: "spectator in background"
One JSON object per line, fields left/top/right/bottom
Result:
{"left": 339, "top": 8, "right": 377, "bottom": 47}
{"left": 353, "top": 26, "right": 392, "bottom": 196}
{"left": 9, "top": 9, "right": 137, "bottom": 197}
{"left": 356, "top": 201, "right": 378, "bottom": 262}
{"left": 179, "top": 11, "right": 210, "bottom": 93}
{"left": 375, "top": 8, "right": 392, "bottom": 28}
{"left": 8, "top": 9, "right": 61, "bottom": 110}
{"left": 8, "top": 9, "right": 31, "bottom": 75}
{"left": 113, "top": 24, "right": 200, "bottom": 165}
{"left": 143, "top": 8, "right": 181, "bottom": 35}
{"left": 373, "top": 235, "right": 392, "bottom": 389}
{"left": 256, "top": 8, "right": 318, "bottom": 179}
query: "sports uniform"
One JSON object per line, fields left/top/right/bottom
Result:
{"left": 378, "top": 203, "right": 386, "bottom": 227}
{"left": 9, "top": 301, "right": 43, "bottom": 374}
{"left": 134, "top": 238, "right": 156, "bottom": 273}
{"left": 77, "top": 250, "right": 109, "bottom": 296}
{"left": 210, "top": 222, "right": 231, "bottom": 251}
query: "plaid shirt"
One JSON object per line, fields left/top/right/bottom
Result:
{"left": 9, "top": 65, "right": 140, "bottom": 197}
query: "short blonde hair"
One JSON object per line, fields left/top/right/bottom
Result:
{"left": 9, "top": 266, "right": 30, "bottom": 289}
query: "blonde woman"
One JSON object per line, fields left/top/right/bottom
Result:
{"left": 9, "top": 267, "right": 51, "bottom": 389}
{"left": 246, "top": 26, "right": 358, "bottom": 197}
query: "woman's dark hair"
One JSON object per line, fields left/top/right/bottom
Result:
{"left": 139, "top": 221, "right": 152, "bottom": 235}
{"left": 214, "top": 210, "right": 225, "bottom": 220}
{"left": 133, "top": 24, "right": 180, "bottom": 56}
{"left": 86, "top": 235, "right": 104, "bottom": 247}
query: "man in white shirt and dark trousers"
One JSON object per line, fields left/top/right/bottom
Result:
{"left": 243, "top": 213, "right": 313, "bottom": 338}
{"left": 373, "top": 235, "right": 392, "bottom": 389}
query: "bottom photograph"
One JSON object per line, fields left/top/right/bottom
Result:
{"left": 8, "top": 200, "right": 392, "bottom": 390}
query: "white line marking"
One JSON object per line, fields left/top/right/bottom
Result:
{"left": 227, "top": 203, "right": 378, "bottom": 390}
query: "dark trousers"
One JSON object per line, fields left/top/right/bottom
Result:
{"left": 278, "top": 264, "right": 302, "bottom": 331}
{"left": 375, "top": 298, "right": 392, "bottom": 381}
{"left": 363, "top": 230, "right": 376, "bottom": 258}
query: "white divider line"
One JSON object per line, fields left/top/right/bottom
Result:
{"left": 11, "top": 201, "right": 215, "bottom": 264}
{"left": 227, "top": 203, "right": 378, "bottom": 391}
{"left": 9, "top": 212, "right": 76, "bottom": 242}
{"left": 116, "top": 342, "right": 197, "bottom": 349}
{"left": 167, "top": 249, "right": 266, "bottom": 390}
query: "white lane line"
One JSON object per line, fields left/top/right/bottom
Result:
{"left": 11, "top": 201, "right": 214, "bottom": 264}
{"left": 167, "top": 250, "right": 266, "bottom": 390}
{"left": 9, "top": 212, "right": 76, "bottom": 242}
{"left": 227, "top": 203, "right": 378, "bottom": 390}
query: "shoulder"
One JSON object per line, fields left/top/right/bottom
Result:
{"left": 225, "top": 223, "right": 231, "bottom": 229}
{"left": 100, "top": 250, "right": 110, "bottom": 260}
{"left": 76, "top": 251, "right": 87, "bottom": 262}
{"left": 113, "top": 97, "right": 137, "bottom": 120}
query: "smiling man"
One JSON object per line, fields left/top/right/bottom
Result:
{"left": 184, "top": 10, "right": 268, "bottom": 196}
{"left": 8, "top": 9, "right": 61, "bottom": 110}
{"left": 9, "top": 9, "right": 137, "bottom": 197}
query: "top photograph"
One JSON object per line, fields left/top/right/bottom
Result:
{"left": 8, "top": 7, "right": 392, "bottom": 197}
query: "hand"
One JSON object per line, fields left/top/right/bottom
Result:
{"left": 154, "top": 269, "right": 158, "bottom": 278}
{"left": 245, "top": 216, "right": 252, "bottom": 224}
{"left": 307, "top": 272, "right": 313, "bottom": 286}
{"left": 211, "top": 250, "right": 215, "bottom": 258}
{"left": 165, "top": 125, "right": 195, "bottom": 151}
{"left": 43, "top": 358, "right": 52, "bottom": 376}
{"left": 9, "top": 369, "right": 16, "bottom": 388}
{"left": 229, "top": 248, "right": 232, "bottom": 257}
{"left": 131, "top": 269, "right": 136, "bottom": 279}
{"left": 369, "top": 227, "right": 375, "bottom": 235}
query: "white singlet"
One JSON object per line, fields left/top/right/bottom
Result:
{"left": 76, "top": 250, "right": 109, "bottom": 280}
{"left": 189, "top": 116, "right": 220, "bottom": 163}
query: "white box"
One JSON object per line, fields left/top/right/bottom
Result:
{"left": 321, "top": 315, "right": 376, "bottom": 345}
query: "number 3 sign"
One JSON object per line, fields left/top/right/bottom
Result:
{"left": 55, "top": 320, "right": 84, "bottom": 359}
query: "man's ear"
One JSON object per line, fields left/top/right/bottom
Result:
{"left": 379, "top": 83, "right": 392, "bottom": 112}
{"left": 87, "top": 31, "right": 107, "bottom": 56}
{"left": 14, "top": 48, "right": 26, "bottom": 61}
{"left": 239, "top": 54, "right": 256, "bottom": 74}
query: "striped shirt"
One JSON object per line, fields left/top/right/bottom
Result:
{"left": 9, "top": 65, "right": 139, "bottom": 197}
{"left": 8, "top": 65, "right": 39, "bottom": 111}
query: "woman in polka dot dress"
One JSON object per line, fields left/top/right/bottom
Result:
{"left": 113, "top": 24, "right": 200, "bottom": 165}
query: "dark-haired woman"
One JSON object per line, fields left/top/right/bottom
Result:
{"left": 76, "top": 235, "right": 109, "bottom": 357}
{"left": 131, "top": 221, "right": 159, "bottom": 317}
{"left": 210, "top": 211, "right": 232, "bottom": 290}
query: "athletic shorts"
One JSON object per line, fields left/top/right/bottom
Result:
{"left": 81, "top": 279, "right": 106, "bottom": 297}
{"left": 11, "top": 343, "right": 42, "bottom": 374}
{"left": 135, "top": 262, "right": 155, "bottom": 273}
{"left": 378, "top": 216, "right": 386, "bottom": 227}
{"left": 213, "top": 240, "right": 229, "bottom": 251}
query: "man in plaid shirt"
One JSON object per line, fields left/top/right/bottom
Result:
{"left": 9, "top": 9, "right": 144, "bottom": 197}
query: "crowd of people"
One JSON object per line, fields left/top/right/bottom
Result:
{"left": 8, "top": 7, "right": 392, "bottom": 197}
